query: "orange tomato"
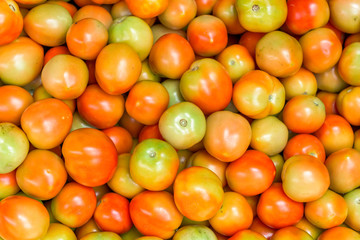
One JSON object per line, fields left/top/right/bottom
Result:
{"left": 271, "top": 226, "right": 313, "bottom": 240}
{"left": 337, "top": 42, "right": 360, "bottom": 86}
{"left": 72, "top": 5, "right": 113, "bottom": 29}
{"left": 337, "top": 86, "right": 360, "bottom": 126}
{"left": 316, "top": 91, "right": 339, "bottom": 115}
{"left": 138, "top": 124, "right": 164, "bottom": 143}
{"left": 158, "top": 0, "right": 197, "bottom": 30}
{"left": 0, "top": 0, "right": 23, "bottom": 46}
{"left": 238, "top": 31, "right": 265, "bottom": 58}
{"left": 195, "top": 0, "right": 217, "bottom": 15}
{"left": 281, "top": 68, "right": 317, "bottom": 100}
{"left": 315, "top": 64, "right": 348, "bottom": 93}
{"left": 102, "top": 126, "right": 133, "bottom": 155}
{"left": 318, "top": 226, "right": 360, "bottom": 240}
{"left": 43, "top": 46, "right": 70, "bottom": 66}
{"left": 0, "top": 171, "right": 20, "bottom": 200}
{"left": 125, "top": 0, "right": 169, "bottom": 18}
{"left": 249, "top": 217, "right": 276, "bottom": 239}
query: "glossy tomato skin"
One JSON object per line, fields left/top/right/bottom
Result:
{"left": 94, "top": 192, "right": 132, "bottom": 234}
{"left": 21, "top": 98, "right": 73, "bottom": 150}
{"left": 102, "top": 126, "right": 133, "bottom": 155}
{"left": 338, "top": 42, "right": 360, "bottom": 86}
{"left": 318, "top": 226, "right": 360, "bottom": 240}
{"left": 337, "top": 86, "right": 360, "bottom": 126}
{"left": 73, "top": 5, "right": 113, "bottom": 29}
{"left": 315, "top": 64, "right": 348, "bottom": 93}
{"left": 42, "top": 222, "right": 77, "bottom": 240}
{"left": 0, "top": 195, "right": 50, "bottom": 240}
{"left": 329, "top": 0, "right": 360, "bottom": 34}
{"left": 51, "top": 182, "right": 97, "bottom": 228}
{"left": 129, "top": 191, "right": 183, "bottom": 239}
{"left": 158, "top": 0, "right": 197, "bottom": 30}
{"left": 125, "top": 0, "right": 168, "bottom": 19}
{"left": 16, "top": 149, "right": 67, "bottom": 200}
{"left": 344, "top": 188, "right": 360, "bottom": 231}
{"left": 257, "top": 183, "right": 304, "bottom": 229}
{"left": 271, "top": 226, "right": 313, "bottom": 240}
{"left": 174, "top": 166, "right": 224, "bottom": 221}
{"left": 286, "top": 0, "right": 330, "bottom": 35}
{"left": 0, "top": 0, "right": 23, "bottom": 46}
{"left": 226, "top": 150, "right": 276, "bottom": 197}
{"left": 295, "top": 217, "right": 324, "bottom": 239}
{"left": 173, "top": 225, "right": 217, "bottom": 240}
{"left": 180, "top": 58, "right": 233, "bottom": 115}
{"left": 228, "top": 229, "right": 267, "bottom": 240}
{"left": 281, "top": 68, "right": 318, "bottom": 100}
{"left": 249, "top": 217, "right": 276, "bottom": 239}
{"left": 0, "top": 171, "right": 20, "bottom": 199}
{"left": 213, "top": 0, "right": 246, "bottom": 35}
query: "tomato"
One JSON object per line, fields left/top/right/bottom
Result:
{"left": 73, "top": 5, "right": 113, "bottom": 29}
{"left": 16, "top": 149, "right": 67, "bottom": 200}
{"left": 149, "top": 34, "right": 194, "bottom": 79}
{"left": 173, "top": 225, "right": 216, "bottom": 239}
{"left": 226, "top": 150, "right": 275, "bottom": 196}
{"left": 256, "top": 31, "right": 303, "bottom": 78}
{"left": 0, "top": 85, "right": 33, "bottom": 125}
{"left": 216, "top": 44, "right": 255, "bottom": 83}
{"left": 109, "top": 16, "right": 153, "bottom": 61}
{"left": 0, "top": 170, "right": 19, "bottom": 200}
{"left": 213, "top": 0, "right": 245, "bottom": 34}
{"left": 125, "top": 0, "right": 168, "bottom": 18}
{"left": 158, "top": 0, "right": 196, "bottom": 30}
{"left": 151, "top": 23, "right": 187, "bottom": 43}
{"left": 338, "top": 42, "right": 360, "bottom": 86}
{"left": 138, "top": 124, "right": 164, "bottom": 142}
{"left": 41, "top": 54, "right": 89, "bottom": 100}
{"left": 315, "top": 65, "right": 348, "bottom": 93}
{"left": 317, "top": 91, "right": 339, "bottom": 115}
{"left": 136, "top": 237, "right": 163, "bottom": 240}
{"left": 102, "top": 126, "right": 133, "bottom": 155}
{"left": 336, "top": 86, "right": 360, "bottom": 126}
{"left": 0, "top": 37, "right": 44, "bottom": 86}
{"left": 77, "top": 84, "right": 125, "bottom": 129}
{"left": 95, "top": 43, "right": 142, "bottom": 95}
{"left": 203, "top": 111, "right": 251, "bottom": 162}
{"left": 285, "top": 0, "right": 330, "bottom": 35}
{"left": 271, "top": 226, "right": 313, "bottom": 240}
{"left": 119, "top": 111, "right": 144, "bottom": 138}
{"left": 62, "top": 128, "right": 118, "bottom": 187}
{"left": 51, "top": 182, "right": 97, "bottom": 228}
{"left": 233, "top": 70, "right": 285, "bottom": 119}
{"left": 209, "top": 192, "right": 253, "bottom": 236}
{"left": 271, "top": 154, "right": 284, "bottom": 183}
{"left": 159, "top": 102, "right": 205, "bottom": 149}
{"left": 281, "top": 68, "right": 317, "bottom": 100}
{"left": 314, "top": 114, "right": 354, "bottom": 155}
{"left": 235, "top": 0, "right": 287, "bottom": 32}
{"left": 238, "top": 32, "right": 265, "bottom": 58}
{"left": 42, "top": 223, "right": 77, "bottom": 240}
{"left": 345, "top": 32, "right": 360, "bottom": 47}
{"left": 295, "top": 217, "right": 324, "bottom": 239}
{"left": 318, "top": 226, "right": 360, "bottom": 240}
{"left": 21, "top": 98, "right": 73, "bottom": 149}
{"left": 325, "top": 148, "right": 360, "bottom": 194}
{"left": 249, "top": 217, "right": 276, "bottom": 239}
{"left": 257, "top": 183, "right": 304, "bottom": 229}
{"left": 111, "top": 0, "right": 132, "bottom": 19}
{"left": 0, "top": 0, "right": 23, "bottom": 46}
{"left": 94, "top": 192, "right": 132, "bottom": 234}
{"left": 344, "top": 188, "right": 360, "bottom": 231}
{"left": 283, "top": 134, "right": 326, "bottom": 163}
{"left": 80, "top": 232, "right": 123, "bottom": 240}
{"left": 75, "top": 218, "right": 101, "bottom": 239}
{"left": 329, "top": 0, "right": 360, "bottom": 34}
{"left": 66, "top": 18, "right": 108, "bottom": 61}
{"left": 180, "top": 58, "right": 233, "bottom": 115}
{"left": 174, "top": 166, "right": 224, "bottom": 221}
{"left": 24, "top": 3, "right": 72, "bottom": 47}
{"left": 0, "top": 195, "right": 49, "bottom": 240}
{"left": 43, "top": 46, "right": 70, "bottom": 66}
{"left": 250, "top": 116, "right": 288, "bottom": 156}
{"left": 187, "top": 15, "right": 227, "bottom": 56}
{"left": 129, "top": 191, "right": 183, "bottom": 239}
{"left": 47, "top": 1, "right": 77, "bottom": 17}
{"left": 282, "top": 95, "right": 326, "bottom": 134}
{"left": 228, "top": 229, "right": 267, "bottom": 240}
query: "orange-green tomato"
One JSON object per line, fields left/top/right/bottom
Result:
{"left": 80, "top": 232, "right": 123, "bottom": 240}
{"left": 228, "top": 229, "right": 267, "bottom": 240}
{"left": 42, "top": 223, "right": 77, "bottom": 240}
{"left": 172, "top": 225, "right": 217, "bottom": 240}
{"left": 0, "top": 171, "right": 20, "bottom": 200}
{"left": 271, "top": 226, "right": 313, "bottom": 240}
{"left": 344, "top": 188, "right": 360, "bottom": 231}
{"left": 338, "top": 42, "right": 360, "bottom": 86}
{"left": 295, "top": 217, "right": 323, "bottom": 239}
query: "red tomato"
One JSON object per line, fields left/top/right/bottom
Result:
{"left": 0, "top": 171, "right": 20, "bottom": 200}
{"left": 0, "top": 195, "right": 50, "bottom": 240}
{"left": 94, "top": 192, "right": 132, "bottom": 234}
{"left": 316, "top": 91, "right": 339, "bottom": 115}
{"left": 138, "top": 124, "right": 164, "bottom": 143}
{"left": 43, "top": 46, "right": 70, "bottom": 66}
{"left": 102, "top": 126, "right": 133, "bottom": 155}
{"left": 129, "top": 191, "right": 183, "bottom": 239}
{"left": 238, "top": 32, "right": 265, "bottom": 58}
{"left": 0, "top": 0, "right": 23, "bottom": 46}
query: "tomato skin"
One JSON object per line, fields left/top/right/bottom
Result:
{"left": 239, "top": 32, "right": 266, "bottom": 58}
{"left": 271, "top": 226, "right": 313, "bottom": 240}
{"left": 295, "top": 217, "right": 324, "bottom": 239}
{"left": 0, "top": 171, "right": 19, "bottom": 200}
{"left": 129, "top": 191, "right": 183, "bottom": 239}
{"left": 94, "top": 192, "right": 132, "bottom": 234}
{"left": 318, "top": 226, "right": 360, "bottom": 240}
{"left": 338, "top": 42, "right": 360, "bottom": 86}
{"left": 344, "top": 188, "right": 360, "bottom": 231}
{"left": 0, "top": 0, "right": 23, "bottom": 46}
{"left": 158, "top": 0, "right": 197, "bottom": 30}
{"left": 336, "top": 86, "right": 360, "bottom": 126}
{"left": 73, "top": 5, "right": 113, "bottom": 29}
{"left": 77, "top": 84, "right": 125, "bottom": 129}
{"left": 75, "top": 218, "right": 101, "bottom": 239}
{"left": 180, "top": 58, "right": 233, "bottom": 115}
{"left": 329, "top": 0, "right": 360, "bottom": 34}
{"left": 62, "top": 128, "right": 118, "bottom": 187}
{"left": 285, "top": 0, "right": 330, "bottom": 35}
{"left": 257, "top": 183, "right": 304, "bottom": 229}
{"left": 228, "top": 229, "right": 267, "bottom": 240}
{"left": 315, "top": 65, "right": 348, "bottom": 93}
{"left": 173, "top": 225, "right": 217, "bottom": 240}
{"left": 0, "top": 85, "right": 33, "bottom": 125}
{"left": 21, "top": 98, "right": 73, "bottom": 150}
{"left": 0, "top": 195, "right": 50, "bottom": 240}
{"left": 80, "top": 232, "right": 123, "bottom": 240}
{"left": 213, "top": 0, "right": 245, "bottom": 35}
{"left": 281, "top": 68, "right": 318, "bottom": 100}
{"left": 125, "top": 0, "right": 168, "bottom": 18}
{"left": 227, "top": 151, "right": 275, "bottom": 197}
{"left": 42, "top": 222, "right": 77, "bottom": 240}
{"left": 174, "top": 166, "right": 224, "bottom": 221}
{"left": 102, "top": 126, "right": 133, "bottom": 155}
{"left": 249, "top": 217, "right": 276, "bottom": 239}
{"left": 16, "top": 149, "right": 67, "bottom": 200}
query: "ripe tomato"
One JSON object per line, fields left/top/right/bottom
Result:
{"left": 62, "top": 128, "right": 118, "bottom": 187}
{"left": 338, "top": 42, "right": 360, "bottom": 86}
{"left": 15, "top": 149, "right": 67, "bottom": 200}
{"left": 281, "top": 68, "right": 318, "bottom": 100}
{"left": 228, "top": 229, "right": 267, "bottom": 240}
{"left": 129, "top": 191, "right": 183, "bottom": 239}
{"left": 235, "top": 0, "right": 287, "bottom": 32}
{"left": 95, "top": 43, "right": 142, "bottom": 95}
{"left": 0, "top": 85, "right": 33, "bottom": 125}
{"left": 73, "top": 5, "right": 113, "bottom": 29}
{"left": 187, "top": 15, "right": 227, "bottom": 56}
{"left": 102, "top": 126, "right": 133, "bottom": 155}
{"left": 43, "top": 46, "right": 70, "bottom": 66}
{"left": 238, "top": 31, "right": 265, "bottom": 58}
{"left": 271, "top": 226, "right": 313, "bottom": 240}
{"left": 0, "top": 171, "right": 19, "bottom": 200}
{"left": 337, "top": 86, "right": 360, "bottom": 126}
{"left": 0, "top": 195, "right": 49, "bottom": 240}
{"left": 77, "top": 84, "right": 125, "bottom": 129}
{"left": 0, "top": 0, "right": 23, "bottom": 46}
{"left": 21, "top": 98, "right": 73, "bottom": 149}
{"left": 138, "top": 124, "right": 164, "bottom": 142}
{"left": 233, "top": 70, "right": 285, "bottom": 119}
{"left": 203, "top": 111, "right": 251, "bottom": 162}
{"left": 94, "top": 192, "right": 132, "bottom": 234}
{"left": 195, "top": 0, "right": 217, "bottom": 15}
{"left": 257, "top": 183, "right": 304, "bottom": 229}
{"left": 51, "top": 182, "right": 97, "bottom": 228}
{"left": 295, "top": 217, "right": 324, "bottom": 239}
{"left": 255, "top": 31, "right": 303, "bottom": 78}
{"left": 24, "top": 3, "right": 72, "bottom": 47}
{"left": 125, "top": 0, "right": 168, "bottom": 18}
{"left": 285, "top": 0, "right": 330, "bottom": 35}
{"left": 249, "top": 217, "right": 276, "bottom": 239}
{"left": 318, "top": 226, "right": 360, "bottom": 240}
{"left": 174, "top": 166, "right": 224, "bottom": 221}
{"left": 316, "top": 91, "right": 339, "bottom": 115}
{"left": 158, "top": 0, "right": 197, "bottom": 30}
{"left": 226, "top": 150, "right": 276, "bottom": 196}
{"left": 41, "top": 54, "right": 89, "bottom": 100}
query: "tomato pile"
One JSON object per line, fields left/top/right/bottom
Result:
{"left": 1, "top": 0, "right": 360, "bottom": 239}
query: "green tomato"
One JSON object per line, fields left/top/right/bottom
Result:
{"left": 0, "top": 122, "right": 29, "bottom": 174}
{"left": 80, "top": 232, "right": 123, "bottom": 240}
{"left": 172, "top": 225, "right": 217, "bottom": 240}
{"left": 161, "top": 79, "right": 185, "bottom": 108}
{"left": 42, "top": 223, "right": 77, "bottom": 240}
